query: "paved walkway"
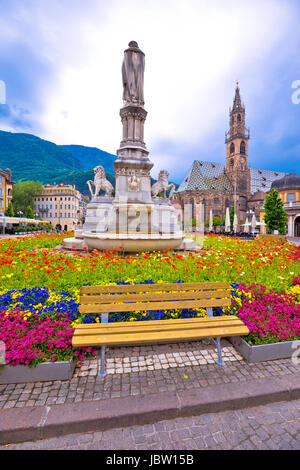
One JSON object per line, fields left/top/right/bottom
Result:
{"left": 2, "top": 399, "right": 299, "bottom": 450}
{"left": 1, "top": 339, "right": 299, "bottom": 410}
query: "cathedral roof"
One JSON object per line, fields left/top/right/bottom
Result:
{"left": 177, "top": 160, "right": 287, "bottom": 195}
{"left": 177, "top": 160, "right": 232, "bottom": 193}
{"left": 250, "top": 168, "right": 287, "bottom": 194}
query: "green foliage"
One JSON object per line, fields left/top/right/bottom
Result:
{"left": 264, "top": 189, "right": 288, "bottom": 235}
{"left": 61, "top": 145, "right": 117, "bottom": 173}
{"left": 4, "top": 201, "right": 14, "bottom": 217}
{"left": 12, "top": 181, "right": 43, "bottom": 215}
{"left": 213, "top": 216, "right": 223, "bottom": 227}
{"left": 0, "top": 131, "right": 82, "bottom": 181}
{"left": 25, "top": 205, "right": 34, "bottom": 219}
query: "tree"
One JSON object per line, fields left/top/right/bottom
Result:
{"left": 12, "top": 181, "right": 43, "bottom": 216}
{"left": 25, "top": 205, "right": 34, "bottom": 219}
{"left": 264, "top": 189, "right": 288, "bottom": 235}
{"left": 4, "top": 201, "right": 14, "bottom": 217}
{"left": 230, "top": 206, "right": 235, "bottom": 231}
{"left": 213, "top": 216, "right": 223, "bottom": 227}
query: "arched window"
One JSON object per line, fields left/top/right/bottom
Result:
{"left": 214, "top": 198, "right": 219, "bottom": 206}
{"left": 230, "top": 143, "right": 235, "bottom": 154}
{"left": 230, "top": 158, "right": 234, "bottom": 168}
{"left": 238, "top": 114, "right": 241, "bottom": 122}
{"left": 240, "top": 141, "right": 246, "bottom": 155}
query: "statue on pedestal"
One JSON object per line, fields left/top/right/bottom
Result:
{"left": 122, "top": 41, "right": 145, "bottom": 105}
{"left": 87, "top": 166, "right": 114, "bottom": 198}
{"left": 151, "top": 170, "right": 175, "bottom": 199}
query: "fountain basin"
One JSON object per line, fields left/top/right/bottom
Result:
{"left": 83, "top": 231, "right": 184, "bottom": 252}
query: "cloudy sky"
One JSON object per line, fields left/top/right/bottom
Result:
{"left": 0, "top": 0, "right": 300, "bottom": 182}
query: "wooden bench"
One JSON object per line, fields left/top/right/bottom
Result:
{"left": 72, "top": 282, "right": 249, "bottom": 377}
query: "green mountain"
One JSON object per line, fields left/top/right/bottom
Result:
{"left": 0, "top": 131, "right": 117, "bottom": 196}
{"left": 61, "top": 145, "right": 117, "bottom": 174}
{"left": 0, "top": 130, "right": 178, "bottom": 196}
{"left": 0, "top": 130, "right": 83, "bottom": 181}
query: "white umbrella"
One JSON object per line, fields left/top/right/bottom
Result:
{"left": 244, "top": 218, "right": 249, "bottom": 234}
{"left": 209, "top": 210, "right": 213, "bottom": 232}
{"left": 225, "top": 207, "right": 230, "bottom": 232}
{"left": 251, "top": 213, "right": 257, "bottom": 233}
{"left": 233, "top": 214, "right": 238, "bottom": 233}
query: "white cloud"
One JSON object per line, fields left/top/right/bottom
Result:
{"left": 1, "top": 0, "right": 300, "bottom": 178}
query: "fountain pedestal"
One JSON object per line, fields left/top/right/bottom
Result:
{"left": 62, "top": 41, "right": 198, "bottom": 253}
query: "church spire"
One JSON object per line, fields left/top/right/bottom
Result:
{"left": 232, "top": 82, "right": 244, "bottom": 112}
{"left": 225, "top": 83, "right": 251, "bottom": 219}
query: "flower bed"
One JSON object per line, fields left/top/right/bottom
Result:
{"left": 0, "top": 233, "right": 299, "bottom": 292}
{"left": 226, "top": 282, "right": 300, "bottom": 346}
{"left": 0, "top": 305, "right": 95, "bottom": 369}
{"left": 0, "top": 233, "right": 299, "bottom": 369}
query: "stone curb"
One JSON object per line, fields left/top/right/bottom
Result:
{"left": 1, "top": 374, "right": 300, "bottom": 445}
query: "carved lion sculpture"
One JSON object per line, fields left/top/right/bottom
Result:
{"left": 87, "top": 165, "right": 114, "bottom": 198}
{"left": 151, "top": 170, "right": 175, "bottom": 199}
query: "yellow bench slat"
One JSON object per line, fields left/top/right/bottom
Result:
{"left": 74, "top": 315, "right": 241, "bottom": 331}
{"left": 80, "top": 281, "right": 231, "bottom": 295}
{"left": 80, "top": 290, "right": 231, "bottom": 305}
{"left": 72, "top": 324, "right": 249, "bottom": 347}
{"left": 78, "top": 298, "right": 231, "bottom": 314}
{"left": 73, "top": 318, "right": 244, "bottom": 337}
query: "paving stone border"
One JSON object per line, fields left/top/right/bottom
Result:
{"left": 1, "top": 373, "right": 300, "bottom": 445}
{"left": 0, "top": 339, "right": 299, "bottom": 412}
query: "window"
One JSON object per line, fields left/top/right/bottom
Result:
{"left": 232, "top": 116, "right": 234, "bottom": 124}
{"left": 230, "top": 158, "right": 234, "bottom": 168}
{"left": 214, "top": 198, "right": 219, "bottom": 206}
{"left": 240, "top": 141, "right": 246, "bottom": 155}
{"left": 238, "top": 114, "right": 241, "bottom": 122}
{"left": 288, "top": 193, "right": 295, "bottom": 203}
{"left": 230, "top": 143, "right": 235, "bottom": 154}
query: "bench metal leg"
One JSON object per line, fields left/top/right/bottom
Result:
{"left": 215, "top": 337, "right": 225, "bottom": 366}
{"left": 98, "top": 346, "right": 107, "bottom": 378}
{"left": 97, "top": 313, "right": 108, "bottom": 379}
{"left": 206, "top": 307, "right": 213, "bottom": 317}
{"left": 202, "top": 308, "right": 213, "bottom": 346}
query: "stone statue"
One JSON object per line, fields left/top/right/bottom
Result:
{"left": 151, "top": 170, "right": 175, "bottom": 199}
{"left": 128, "top": 174, "right": 141, "bottom": 192}
{"left": 87, "top": 166, "right": 114, "bottom": 198}
{"left": 122, "top": 41, "right": 145, "bottom": 105}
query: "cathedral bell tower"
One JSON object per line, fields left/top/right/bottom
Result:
{"left": 225, "top": 83, "right": 250, "bottom": 218}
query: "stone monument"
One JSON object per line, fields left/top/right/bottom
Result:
{"left": 63, "top": 41, "right": 195, "bottom": 252}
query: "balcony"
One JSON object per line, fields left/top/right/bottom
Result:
{"left": 225, "top": 128, "right": 250, "bottom": 143}
{"left": 284, "top": 201, "right": 300, "bottom": 210}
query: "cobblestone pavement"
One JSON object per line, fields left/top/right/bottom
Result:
{"left": 1, "top": 399, "right": 299, "bottom": 450}
{"left": 1, "top": 339, "right": 299, "bottom": 410}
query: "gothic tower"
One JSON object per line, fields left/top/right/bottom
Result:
{"left": 225, "top": 83, "right": 250, "bottom": 218}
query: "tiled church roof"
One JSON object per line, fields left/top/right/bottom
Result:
{"left": 177, "top": 160, "right": 287, "bottom": 195}
{"left": 250, "top": 168, "right": 287, "bottom": 194}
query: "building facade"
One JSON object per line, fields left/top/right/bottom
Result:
{"left": 34, "top": 184, "right": 84, "bottom": 231}
{"left": 0, "top": 168, "right": 13, "bottom": 216}
{"left": 175, "top": 84, "right": 287, "bottom": 227}
{"left": 270, "top": 173, "right": 300, "bottom": 238}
